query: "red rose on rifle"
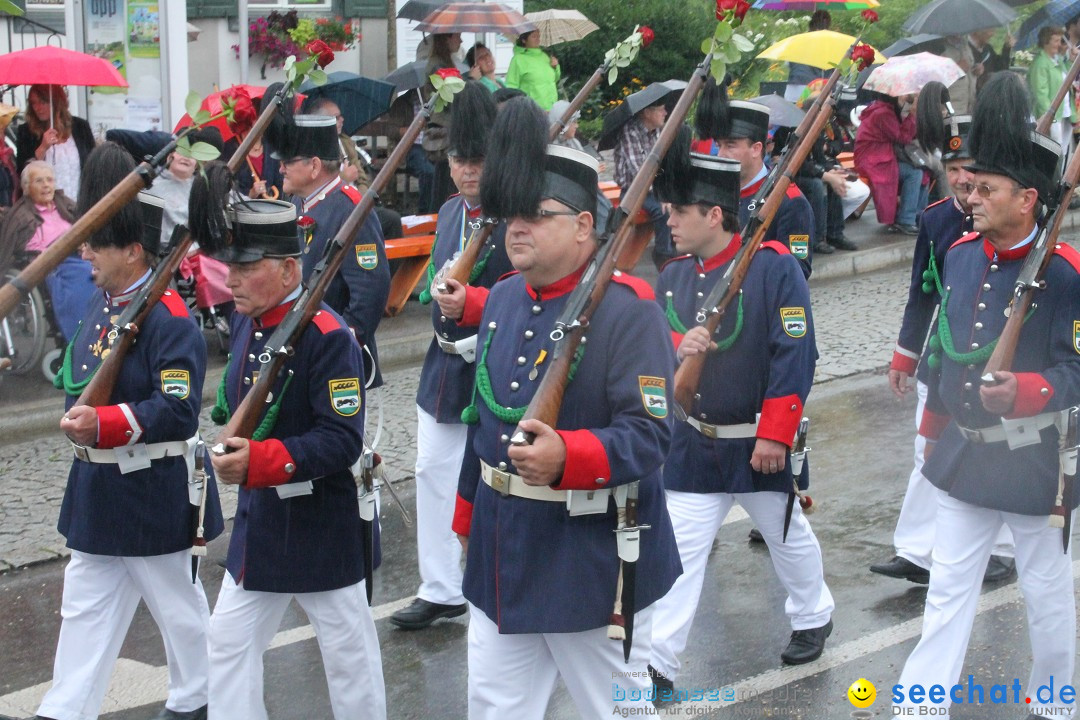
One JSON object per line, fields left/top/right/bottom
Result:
{"left": 861, "top": 9, "right": 879, "bottom": 23}
{"left": 639, "top": 26, "right": 655, "bottom": 49}
{"left": 716, "top": 0, "right": 737, "bottom": 20}
{"left": 305, "top": 39, "right": 335, "bottom": 69}
{"left": 435, "top": 67, "right": 462, "bottom": 80}
{"left": 222, "top": 87, "right": 257, "bottom": 137}
{"left": 734, "top": 0, "right": 751, "bottom": 21}
{"left": 851, "top": 43, "right": 876, "bottom": 71}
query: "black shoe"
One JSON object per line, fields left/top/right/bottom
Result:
{"left": 827, "top": 235, "right": 858, "bottom": 251}
{"left": 888, "top": 223, "right": 919, "bottom": 235}
{"left": 149, "top": 706, "right": 208, "bottom": 720}
{"left": 812, "top": 240, "right": 835, "bottom": 255}
{"left": 748, "top": 527, "right": 765, "bottom": 544}
{"left": 648, "top": 665, "right": 677, "bottom": 705}
{"left": 781, "top": 619, "right": 832, "bottom": 665}
{"left": 983, "top": 555, "right": 1016, "bottom": 583}
{"left": 870, "top": 555, "right": 930, "bottom": 584}
{"left": 389, "top": 597, "right": 467, "bottom": 630}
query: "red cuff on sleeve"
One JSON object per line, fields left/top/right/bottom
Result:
{"left": 452, "top": 494, "right": 474, "bottom": 537}
{"left": 670, "top": 330, "right": 685, "bottom": 351}
{"left": 918, "top": 408, "right": 950, "bottom": 441}
{"left": 96, "top": 403, "right": 142, "bottom": 449}
{"left": 553, "top": 429, "right": 611, "bottom": 490}
{"left": 758, "top": 395, "right": 803, "bottom": 448}
{"left": 890, "top": 348, "right": 918, "bottom": 375}
{"left": 245, "top": 438, "right": 298, "bottom": 488}
{"left": 1005, "top": 372, "right": 1054, "bottom": 419}
{"left": 458, "top": 285, "right": 490, "bottom": 327}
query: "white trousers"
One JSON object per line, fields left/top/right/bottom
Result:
{"left": 208, "top": 574, "right": 386, "bottom": 720}
{"left": 893, "top": 381, "right": 1013, "bottom": 568}
{"left": 37, "top": 549, "right": 211, "bottom": 720}
{"left": 414, "top": 405, "right": 467, "bottom": 605}
{"left": 896, "top": 493, "right": 1076, "bottom": 717}
{"left": 650, "top": 489, "right": 834, "bottom": 679}
{"left": 467, "top": 603, "right": 656, "bottom": 719}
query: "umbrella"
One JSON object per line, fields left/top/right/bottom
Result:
{"left": 299, "top": 71, "right": 396, "bottom": 135}
{"left": 398, "top": 0, "right": 449, "bottom": 21}
{"left": 383, "top": 60, "right": 432, "bottom": 94}
{"left": 750, "top": 94, "right": 806, "bottom": 127}
{"left": 0, "top": 45, "right": 127, "bottom": 87}
{"left": 862, "top": 53, "right": 964, "bottom": 97}
{"left": 172, "top": 84, "right": 267, "bottom": 141}
{"left": 598, "top": 80, "right": 687, "bottom": 151}
{"left": 757, "top": 30, "right": 885, "bottom": 71}
{"left": 883, "top": 34, "right": 944, "bottom": 58}
{"left": 752, "top": 0, "right": 879, "bottom": 9}
{"left": 902, "top": 0, "right": 1016, "bottom": 36}
{"left": 523, "top": 9, "right": 599, "bottom": 46}
{"left": 415, "top": 2, "right": 536, "bottom": 36}
{"left": 1016, "top": 0, "right": 1080, "bottom": 50}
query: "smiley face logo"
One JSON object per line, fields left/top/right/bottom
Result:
{"left": 848, "top": 678, "right": 876, "bottom": 708}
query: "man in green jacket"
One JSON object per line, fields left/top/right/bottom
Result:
{"left": 506, "top": 30, "right": 560, "bottom": 110}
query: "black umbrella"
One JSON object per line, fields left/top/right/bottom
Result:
{"left": 398, "top": 0, "right": 449, "bottom": 21}
{"left": 883, "top": 34, "right": 945, "bottom": 58}
{"left": 902, "top": 0, "right": 1017, "bottom": 36}
{"left": 383, "top": 60, "right": 431, "bottom": 94}
{"left": 597, "top": 80, "right": 688, "bottom": 151}
{"left": 300, "top": 71, "right": 396, "bottom": 134}
{"left": 749, "top": 94, "right": 805, "bottom": 128}
{"left": 1016, "top": 0, "right": 1080, "bottom": 49}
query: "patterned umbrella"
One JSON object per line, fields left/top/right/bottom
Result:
{"left": 523, "top": 9, "right": 599, "bottom": 46}
{"left": 757, "top": 30, "right": 885, "bottom": 70}
{"left": 752, "top": 0, "right": 879, "bottom": 9}
{"left": 862, "top": 53, "right": 964, "bottom": 97}
{"left": 415, "top": 2, "right": 536, "bottom": 36}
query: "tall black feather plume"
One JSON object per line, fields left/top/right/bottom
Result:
{"left": 450, "top": 80, "right": 497, "bottom": 158}
{"left": 189, "top": 160, "right": 236, "bottom": 255}
{"left": 480, "top": 96, "right": 547, "bottom": 218}
{"left": 694, "top": 75, "right": 732, "bottom": 142}
{"left": 262, "top": 81, "right": 296, "bottom": 159}
{"left": 968, "top": 72, "right": 1032, "bottom": 175}
{"left": 78, "top": 141, "right": 141, "bottom": 250}
{"left": 653, "top": 124, "right": 695, "bottom": 205}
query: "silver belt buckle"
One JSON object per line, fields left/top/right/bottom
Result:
{"left": 958, "top": 426, "right": 983, "bottom": 443}
{"left": 437, "top": 337, "right": 459, "bottom": 354}
{"left": 72, "top": 444, "right": 89, "bottom": 462}
{"left": 699, "top": 421, "right": 717, "bottom": 439}
{"left": 489, "top": 467, "right": 511, "bottom": 496}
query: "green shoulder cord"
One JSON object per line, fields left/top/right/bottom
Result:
{"left": 665, "top": 291, "right": 745, "bottom": 353}
{"left": 55, "top": 322, "right": 95, "bottom": 394}
{"left": 211, "top": 354, "right": 295, "bottom": 441}
{"left": 418, "top": 244, "right": 495, "bottom": 305}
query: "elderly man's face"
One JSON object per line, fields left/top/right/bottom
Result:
{"left": 26, "top": 165, "right": 55, "bottom": 206}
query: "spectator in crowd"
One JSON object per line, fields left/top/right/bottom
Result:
{"left": 940, "top": 36, "right": 976, "bottom": 114}
{"left": 968, "top": 28, "right": 1013, "bottom": 94}
{"left": 0, "top": 103, "right": 19, "bottom": 208}
{"left": 912, "top": 82, "right": 951, "bottom": 205}
{"left": 16, "top": 84, "right": 95, "bottom": 202}
{"left": 232, "top": 86, "right": 286, "bottom": 201}
{"left": 1028, "top": 25, "right": 1072, "bottom": 154}
{"left": 422, "top": 34, "right": 464, "bottom": 213}
{"left": 466, "top": 42, "right": 505, "bottom": 94}
{"left": 614, "top": 97, "right": 673, "bottom": 268}
{"left": 854, "top": 92, "right": 922, "bottom": 235}
{"left": 417, "top": 31, "right": 466, "bottom": 66}
{"left": 506, "top": 29, "right": 560, "bottom": 110}
{"left": 0, "top": 161, "right": 93, "bottom": 340}
{"left": 785, "top": 10, "right": 831, "bottom": 102}
{"left": 548, "top": 100, "right": 604, "bottom": 168}
{"left": 148, "top": 127, "right": 224, "bottom": 250}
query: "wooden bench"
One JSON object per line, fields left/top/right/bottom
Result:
{"left": 384, "top": 234, "right": 435, "bottom": 317}
{"left": 599, "top": 181, "right": 657, "bottom": 272}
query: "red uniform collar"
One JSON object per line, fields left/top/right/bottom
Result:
{"left": 740, "top": 167, "right": 769, "bottom": 198}
{"left": 699, "top": 234, "right": 742, "bottom": 272}
{"left": 255, "top": 299, "right": 297, "bottom": 329}
{"left": 982, "top": 225, "right": 1037, "bottom": 262}
{"left": 525, "top": 262, "right": 587, "bottom": 301}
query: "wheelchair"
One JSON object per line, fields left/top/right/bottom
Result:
{"left": 0, "top": 265, "right": 64, "bottom": 385}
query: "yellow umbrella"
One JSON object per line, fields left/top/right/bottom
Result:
{"left": 756, "top": 30, "right": 885, "bottom": 70}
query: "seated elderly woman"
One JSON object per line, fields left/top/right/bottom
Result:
{"left": 0, "top": 161, "right": 95, "bottom": 340}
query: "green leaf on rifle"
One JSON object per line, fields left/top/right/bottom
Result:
{"left": 439, "top": 85, "right": 455, "bottom": 103}
{"left": 724, "top": 42, "right": 741, "bottom": 64}
{"left": 714, "top": 22, "right": 732, "bottom": 43}
{"left": 193, "top": 109, "right": 212, "bottom": 125}
{"left": 188, "top": 141, "right": 221, "bottom": 162}
{"left": 185, "top": 91, "right": 201, "bottom": 119}
{"left": 307, "top": 68, "right": 327, "bottom": 86}
{"left": 608, "top": 66, "right": 618, "bottom": 85}
{"left": 175, "top": 135, "right": 193, "bottom": 159}
{"left": 284, "top": 55, "right": 296, "bottom": 73}
{"left": 701, "top": 37, "right": 714, "bottom": 55}
{"left": 430, "top": 74, "right": 444, "bottom": 91}
{"left": 732, "top": 33, "right": 754, "bottom": 52}
{"left": 710, "top": 59, "right": 727, "bottom": 84}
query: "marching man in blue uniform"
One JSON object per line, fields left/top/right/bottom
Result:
{"left": 197, "top": 189, "right": 386, "bottom": 720}
{"left": 37, "top": 143, "right": 223, "bottom": 720}
{"left": 874, "top": 115, "right": 1016, "bottom": 586}
{"left": 391, "top": 81, "right": 514, "bottom": 630}
{"left": 646, "top": 128, "right": 834, "bottom": 697}
{"left": 451, "top": 97, "right": 682, "bottom": 719}
{"left": 271, "top": 111, "right": 390, "bottom": 388}
{"left": 697, "top": 78, "right": 816, "bottom": 279}
{"left": 894, "top": 73, "right": 1080, "bottom": 718}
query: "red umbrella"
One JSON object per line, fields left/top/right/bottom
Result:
{"left": 173, "top": 84, "right": 267, "bottom": 142}
{"left": 415, "top": 2, "right": 536, "bottom": 35}
{"left": 0, "top": 45, "right": 127, "bottom": 87}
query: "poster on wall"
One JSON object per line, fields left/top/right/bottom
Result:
{"left": 85, "top": 0, "right": 163, "bottom": 134}
{"left": 126, "top": 1, "right": 159, "bottom": 59}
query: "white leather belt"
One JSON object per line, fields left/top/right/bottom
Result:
{"left": 435, "top": 333, "right": 478, "bottom": 363}
{"left": 957, "top": 412, "right": 1059, "bottom": 444}
{"left": 686, "top": 415, "right": 759, "bottom": 439}
{"left": 481, "top": 460, "right": 569, "bottom": 502}
{"left": 72, "top": 440, "right": 193, "bottom": 463}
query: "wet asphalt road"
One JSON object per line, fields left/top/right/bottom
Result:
{"left": 1, "top": 369, "right": 1074, "bottom": 720}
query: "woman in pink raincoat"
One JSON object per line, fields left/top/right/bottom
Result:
{"left": 854, "top": 93, "right": 923, "bottom": 234}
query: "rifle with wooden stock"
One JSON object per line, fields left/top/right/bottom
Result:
{"left": 70, "top": 84, "right": 294, "bottom": 410}
{"left": 218, "top": 92, "right": 440, "bottom": 442}
{"left": 507, "top": 53, "right": 715, "bottom": 446}
{"left": 671, "top": 46, "right": 853, "bottom": 417}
